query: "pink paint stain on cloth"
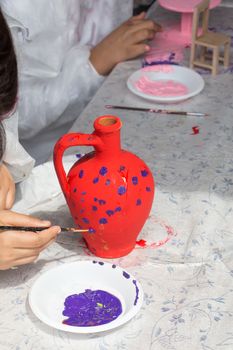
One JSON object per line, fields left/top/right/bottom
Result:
{"left": 191, "top": 126, "right": 200, "bottom": 135}
{"left": 135, "top": 76, "right": 188, "bottom": 97}
{"left": 136, "top": 217, "right": 176, "bottom": 249}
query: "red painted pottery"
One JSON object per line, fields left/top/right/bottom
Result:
{"left": 53, "top": 115, "right": 154, "bottom": 258}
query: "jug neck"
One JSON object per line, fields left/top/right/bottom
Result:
{"left": 93, "top": 115, "right": 122, "bottom": 158}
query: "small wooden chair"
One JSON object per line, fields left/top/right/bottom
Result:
{"left": 190, "top": 0, "right": 231, "bottom": 75}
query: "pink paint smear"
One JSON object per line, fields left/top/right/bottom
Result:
{"left": 135, "top": 76, "right": 188, "bottom": 97}
{"left": 136, "top": 217, "right": 176, "bottom": 249}
{"left": 191, "top": 126, "right": 200, "bottom": 135}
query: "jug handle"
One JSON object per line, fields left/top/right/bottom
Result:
{"left": 53, "top": 133, "right": 103, "bottom": 196}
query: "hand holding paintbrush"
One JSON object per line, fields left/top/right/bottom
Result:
{"left": 0, "top": 210, "right": 87, "bottom": 270}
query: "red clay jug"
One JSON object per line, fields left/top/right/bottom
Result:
{"left": 53, "top": 115, "right": 154, "bottom": 258}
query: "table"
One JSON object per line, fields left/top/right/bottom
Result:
{"left": 158, "top": 0, "right": 222, "bottom": 44}
{"left": 1, "top": 5, "right": 233, "bottom": 350}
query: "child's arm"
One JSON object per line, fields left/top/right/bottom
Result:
{"left": 0, "top": 210, "right": 60, "bottom": 270}
{"left": 90, "top": 12, "right": 162, "bottom": 76}
{"left": 0, "top": 164, "right": 15, "bottom": 210}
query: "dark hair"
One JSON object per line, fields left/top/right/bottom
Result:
{"left": 0, "top": 7, "right": 18, "bottom": 160}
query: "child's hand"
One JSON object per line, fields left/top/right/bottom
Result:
{"left": 90, "top": 12, "right": 162, "bottom": 75}
{"left": 0, "top": 164, "right": 15, "bottom": 210}
{"left": 0, "top": 210, "right": 61, "bottom": 270}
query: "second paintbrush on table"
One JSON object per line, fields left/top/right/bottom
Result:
{"left": 105, "top": 105, "right": 209, "bottom": 117}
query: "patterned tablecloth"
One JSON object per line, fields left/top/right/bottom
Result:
{"left": 1, "top": 5, "right": 233, "bottom": 350}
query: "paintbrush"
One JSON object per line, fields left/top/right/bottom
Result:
{"left": 105, "top": 105, "right": 209, "bottom": 117}
{"left": 0, "top": 226, "right": 90, "bottom": 233}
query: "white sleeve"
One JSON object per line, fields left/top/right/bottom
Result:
{"left": 18, "top": 45, "right": 105, "bottom": 139}
{"left": 2, "top": 111, "right": 35, "bottom": 183}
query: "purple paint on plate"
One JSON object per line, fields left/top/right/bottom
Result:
{"left": 133, "top": 280, "right": 139, "bottom": 305}
{"left": 123, "top": 271, "right": 130, "bottom": 279}
{"left": 62, "top": 289, "right": 122, "bottom": 327}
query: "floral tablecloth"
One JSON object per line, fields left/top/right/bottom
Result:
{"left": 1, "top": 4, "right": 233, "bottom": 350}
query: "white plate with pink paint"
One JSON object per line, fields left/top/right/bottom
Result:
{"left": 127, "top": 65, "right": 204, "bottom": 103}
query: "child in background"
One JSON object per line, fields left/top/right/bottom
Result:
{"left": 1, "top": 0, "right": 161, "bottom": 164}
{"left": 0, "top": 8, "right": 60, "bottom": 270}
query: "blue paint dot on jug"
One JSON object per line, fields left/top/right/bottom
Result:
{"left": 75, "top": 153, "right": 82, "bottom": 159}
{"left": 115, "top": 207, "right": 122, "bottom": 212}
{"left": 82, "top": 218, "right": 90, "bottom": 224}
{"left": 141, "top": 169, "right": 148, "bottom": 177}
{"left": 93, "top": 177, "right": 99, "bottom": 184}
{"left": 94, "top": 197, "right": 98, "bottom": 202}
{"left": 99, "top": 218, "right": 108, "bottom": 224}
{"left": 81, "top": 191, "right": 87, "bottom": 195}
{"left": 73, "top": 188, "right": 77, "bottom": 193}
{"left": 146, "top": 186, "right": 151, "bottom": 192}
{"left": 119, "top": 165, "right": 125, "bottom": 171}
{"left": 136, "top": 199, "right": 142, "bottom": 206}
{"left": 99, "top": 199, "right": 106, "bottom": 205}
{"left": 98, "top": 262, "right": 104, "bottom": 265}
{"left": 92, "top": 205, "right": 98, "bottom": 211}
{"left": 79, "top": 170, "right": 84, "bottom": 179}
{"left": 88, "top": 228, "right": 96, "bottom": 234}
{"left": 118, "top": 186, "right": 126, "bottom": 195}
{"left": 99, "top": 167, "right": 108, "bottom": 176}
{"left": 106, "top": 210, "right": 114, "bottom": 217}
{"left": 132, "top": 176, "right": 138, "bottom": 185}
{"left": 105, "top": 179, "right": 111, "bottom": 186}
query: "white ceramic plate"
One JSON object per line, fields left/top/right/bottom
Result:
{"left": 29, "top": 261, "right": 143, "bottom": 333}
{"left": 127, "top": 65, "right": 205, "bottom": 103}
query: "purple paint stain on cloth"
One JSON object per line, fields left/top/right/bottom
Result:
{"left": 99, "top": 167, "right": 108, "bottom": 176}
{"left": 62, "top": 289, "right": 122, "bottom": 327}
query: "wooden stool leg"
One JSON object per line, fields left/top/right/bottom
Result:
{"left": 212, "top": 47, "right": 219, "bottom": 76}
{"left": 190, "top": 43, "right": 196, "bottom": 69}
{"left": 224, "top": 41, "right": 230, "bottom": 68}
{"left": 200, "top": 46, "right": 207, "bottom": 62}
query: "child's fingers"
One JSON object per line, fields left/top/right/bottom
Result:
{"left": 5, "top": 188, "right": 15, "bottom": 210}
{"left": 0, "top": 210, "right": 51, "bottom": 227}
{"left": 10, "top": 226, "right": 61, "bottom": 249}
{"left": 127, "top": 43, "right": 151, "bottom": 60}
{"left": 129, "top": 19, "right": 162, "bottom": 34}
{"left": 13, "top": 255, "right": 39, "bottom": 267}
